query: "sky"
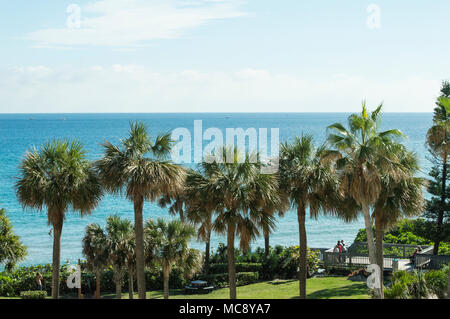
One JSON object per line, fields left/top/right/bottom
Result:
{"left": 0, "top": 0, "right": 449, "bottom": 113}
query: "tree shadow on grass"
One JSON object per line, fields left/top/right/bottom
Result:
{"left": 267, "top": 279, "right": 296, "bottom": 285}
{"left": 291, "top": 283, "right": 369, "bottom": 299}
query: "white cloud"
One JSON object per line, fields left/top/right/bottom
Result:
{"left": 0, "top": 65, "right": 440, "bottom": 113}
{"left": 26, "top": 0, "right": 246, "bottom": 47}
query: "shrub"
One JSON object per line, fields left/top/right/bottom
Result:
{"left": 209, "top": 263, "right": 262, "bottom": 275}
{"left": 385, "top": 270, "right": 429, "bottom": 299}
{"left": 353, "top": 219, "right": 450, "bottom": 255}
{"left": 0, "top": 275, "right": 15, "bottom": 297}
{"left": 197, "top": 272, "right": 259, "bottom": 288}
{"left": 20, "top": 291, "right": 47, "bottom": 299}
{"left": 424, "top": 265, "right": 449, "bottom": 298}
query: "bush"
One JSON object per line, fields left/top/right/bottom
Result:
{"left": 209, "top": 263, "right": 262, "bottom": 275}
{"left": 354, "top": 219, "right": 450, "bottom": 255}
{"left": 0, "top": 275, "right": 15, "bottom": 297}
{"left": 0, "top": 263, "right": 190, "bottom": 297}
{"left": 20, "top": 291, "right": 47, "bottom": 299}
{"left": 424, "top": 265, "right": 449, "bottom": 298}
{"left": 385, "top": 270, "right": 430, "bottom": 299}
{"left": 197, "top": 272, "right": 259, "bottom": 288}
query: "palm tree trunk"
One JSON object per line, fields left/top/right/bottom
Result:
{"left": 374, "top": 215, "right": 384, "bottom": 299}
{"left": 297, "top": 205, "right": 307, "bottom": 299}
{"left": 204, "top": 228, "right": 211, "bottom": 275}
{"left": 128, "top": 266, "right": 134, "bottom": 299}
{"left": 51, "top": 220, "right": 63, "bottom": 299}
{"left": 134, "top": 195, "right": 146, "bottom": 299}
{"left": 163, "top": 265, "right": 170, "bottom": 299}
{"left": 264, "top": 229, "right": 270, "bottom": 259}
{"left": 227, "top": 223, "right": 237, "bottom": 299}
{"left": 115, "top": 280, "right": 122, "bottom": 299}
{"left": 434, "top": 160, "right": 447, "bottom": 255}
{"left": 362, "top": 203, "right": 376, "bottom": 265}
{"left": 95, "top": 270, "right": 101, "bottom": 299}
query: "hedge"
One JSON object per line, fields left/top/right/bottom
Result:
{"left": 197, "top": 272, "right": 259, "bottom": 288}
{"left": 20, "top": 291, "right": 47, "bottom": 299}
{"left": 208, "top": 263, "right": 262, "bottom": 275}
{"left": 0, "top": 264, "right": 189, "bottom": 297}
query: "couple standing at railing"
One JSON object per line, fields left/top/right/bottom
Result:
{"left": 333, "top": 240, "right": 348, "bottom": 263}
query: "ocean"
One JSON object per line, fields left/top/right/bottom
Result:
{"left": 0, "top": 113, "right": 433, "bottom": 267}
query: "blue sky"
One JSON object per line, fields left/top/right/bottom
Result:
{"left": 0, "top": 0, "right": 449, "bottom": 113}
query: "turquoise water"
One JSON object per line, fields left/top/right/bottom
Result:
{"left": 0, "top": 113, "right": 433, "bottom": 266}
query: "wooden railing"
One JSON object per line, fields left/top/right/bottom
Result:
{"left": 415, "top": 254, "right": 450, "bottom": 270}
{"left": 321, "top": 242, "right": 449, "bottom": 270}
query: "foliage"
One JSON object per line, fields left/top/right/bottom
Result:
{"left": 384, "top": 268, "right": 449, "bottom": 299}
{"left": 421, "top": 163, "right": 450, "bottom": 249}
{"left": 145, "top": 218, "right": 202, "bottom": 277}
{"left": 354, "top": 219, "right": 450, "bottom": 255}
{"left": 20, "top": 290, "right": 47, "bottom": 299}
{"left": 0, "top": 264, "right": 193, "bottom": 297}
{"left": 0, "top": 264, "right": 73, "bottom": 297}
{"left": 384, "top": 270, "right": 429, "bottom": 299}
{"left": 0, "top": 209, "right": 27, "bottom": 271}
{"left": 197, "top": 272, "right": 259, "bottom": 288}
{"left": 208, "top": 263, "right": 262, "bottom": 274}
{"left": 424, "top": 265, "right": 449, "bottom": 299}
{"left": 208, "top": 244, "right": 321, "bottom": 280}
{"left": 95, "top": 121, "right": 186, "bottom": 299}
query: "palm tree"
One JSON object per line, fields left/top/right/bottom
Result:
{"left": 373, "top": 144, "right": 425, "bottom": 298}
{"left": 198, "top": 147, "right": 280, "bottom": 299}
{"left": 95, "top": 122, "right": 186, "bottom": 299}
{"left": 183, "top": 169, "right": 217, "bottom": 275}
{"left": 426, "top": 85, "right": 450, "bottom": 255}
{"left": 82, "top": 223, "right": 108, "bottom": 299}
{"left": 106, "top": 215, "right": 134, "bottom": 299}
{"left": 0, "top": 209, "right": 27, "bottom": 272}
{"left": 145, "top": 218, "right": 202, "bottom": 299}
{"left": 124, "top": 235, "right": 136, "bottom": 299}
{"left": 327, "top": 103, "right": 404, "bottom": 270}
{"left": 16, "top": 140, "right": 102, "bottom": 299}
{"left": 279, "top": 135, "right": 346, "bottom": 299}
{"left": 158, "top": 193, "right": 186, "bottom": 222}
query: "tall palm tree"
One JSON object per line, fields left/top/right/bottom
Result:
{"left": 82, "top": 223, "right": 108, "bottom": 299}
{"left": 95, "top": 122, "right": 186, "bottom": 299}
{"left": 279, "top": 135, "right": 346, "bottom": 299}
{"left": 16, "top": 140, "right": 102, "bottom": 299}
{"left": 106, "top": 215, "right": 134, "bottom": 299}
{"left": 373, "top": 144, "right": 425, "bottom": 298}
{"left": 426, "top": 88, "right": 450, "bottom": 255}
{"left": 327, "top": 103, "right": 404, "bottom": 270}
{"left": 145, "top": 218, "right": 202, "bottom": 299}
{"left": 184, "top": 169, "right": 217, "bottom": 275}
{"left": 198, "top": 147, "right": 280, "bottom": 299}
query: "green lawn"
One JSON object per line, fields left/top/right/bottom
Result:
{"left": 0, "top": 277, "right": 370, "bottom": 299}
{"left": 114, "top": 277, "right": 370, "bottom": 299}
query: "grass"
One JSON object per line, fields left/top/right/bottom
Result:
{"left": 0, "top": 277, "right": 370, "bottom": 299}
{"left": 104, "top": 277, "right": 370, "bottom": 299}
